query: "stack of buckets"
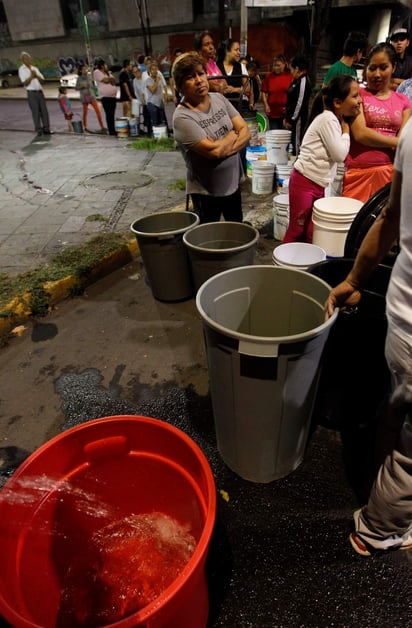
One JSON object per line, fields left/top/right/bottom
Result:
{"left": 115, "top": 117, "right": 138, "bottom": 138}
{"left": 276, "top": 162, "right": 293, "bottom": 195}
{"left": 273, "top": 194, "right": 290, "bottom": 240}
{"left": 312, "top": 196, "right": 363, "bottom": 257}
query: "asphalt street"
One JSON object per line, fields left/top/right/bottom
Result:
{"left": 0, "top": 85, "right": 411, "bottom": 628}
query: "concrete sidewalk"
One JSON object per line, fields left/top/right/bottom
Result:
{"left": 0, "top": 90, "right": 275, "bottom": 335}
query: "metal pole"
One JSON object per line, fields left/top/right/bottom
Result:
{"left": 79, "top": 0, "right": 93, "bottom": 67}
{"left": 240, "top": 0, "right": 248, "bottom": 57}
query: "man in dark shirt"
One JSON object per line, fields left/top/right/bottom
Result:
{"left": 119, "top": 59, "right": 133, "bottom": 117}
{"left": 390, "top": 28, "right": 412, "bottom": 89}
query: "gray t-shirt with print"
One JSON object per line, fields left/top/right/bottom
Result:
{"left": 173, "top": 93, "right": 242, "bottom": 196}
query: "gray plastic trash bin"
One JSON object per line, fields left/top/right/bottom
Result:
{"left": 183, "top": 221, "right": 260, "bottom": 291}
{"left": 196, "top": 265, "right": 338, "bottom": 483}
{"left": 131, "top": 211, "right": 199, "bottom": 301}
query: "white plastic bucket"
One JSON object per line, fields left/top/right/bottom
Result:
{"left": 312, "top": 196, "right": 363, "bottom": 257}
{"left": 276, "top": 163, "right": 293, "bottom": 194}
{"left": 115, "top": 117, "right": 129, "bottom": 139}
{"left": 266, "top": 130, "right": 291, "bottom": 165}
{"left": 252, "top": 161, "right": 275, "bottom": 194}
{"left": 128, "top": 116, "right": 138, "bottom": 136}
{"left": 153, "top": 125, "right": 168, "bottom": 139}
{"left": 246, "top": 146, "right": 267, "bottom": 178}
{"left": 244, "top": 117, "right": 259, "bottom": 146}
{"left": 272, "top": 242, "right": 327, "bottom": 269}
{"left": 273, "top": 194, "right": 289, "bottom": 240}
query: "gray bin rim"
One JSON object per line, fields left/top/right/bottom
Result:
{"left": 183, "top": 221, "right": 260, "bottom": 253}
{"left": 196, "top": 265, "right": 339, "bottom": 355}
{"left": 130, "top": 211, "right": 199, "bottom": 238}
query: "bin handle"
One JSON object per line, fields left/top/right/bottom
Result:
{"left": 238, "top": 339, "right": 279, "bottom": 357}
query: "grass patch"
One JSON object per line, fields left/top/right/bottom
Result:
{"left": 128, "top": 137, "right": 176, "bottom": 151}
{"left": 168, "top": 178, "right": 186, "bottom": 191}
{"left": 0, "top": 232, "right": 132, "bottom": 315}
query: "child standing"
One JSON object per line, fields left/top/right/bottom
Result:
{"left": 58, "top": 86, "right": 73, "bottom": 132}
{"left": 75, "top": 64, "right": 106, "bottom": 134}
{"left": 283, "top": 75, "right": 361, "bottom": 243}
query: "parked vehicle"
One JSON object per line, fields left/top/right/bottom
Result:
{"left": 0, "top": 69, "right": 20, "bottom": 88}
{"left": 60, "top": 63, "right": 122, "bottom": 89}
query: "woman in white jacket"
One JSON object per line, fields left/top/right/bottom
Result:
{"left": 283, "top": 75, "right": 361, "bottom": 243}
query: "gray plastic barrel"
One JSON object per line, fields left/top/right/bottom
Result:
{"left": 183, "top": 221, "right": 260, "bottom": 291}
{"left": 131, "top": 211, "right": 199, "bottom": 301}
{"left": 196, "top": 265, "right": 338, "bottom": 483}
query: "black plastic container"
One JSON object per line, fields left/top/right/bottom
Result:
{"left": 308, "top": 259, "right": 392, "bottom": 430}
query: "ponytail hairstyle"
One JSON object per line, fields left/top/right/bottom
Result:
{"left": 322, "top": 74, "right": 356, "bottom": 110}
{"left": 306, "top": 74, "right": 356, "bottom": 127}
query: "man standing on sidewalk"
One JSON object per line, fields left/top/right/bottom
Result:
{"left": 18, "top": 51, "right": 52, "bottom": 137}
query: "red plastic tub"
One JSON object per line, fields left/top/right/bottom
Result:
{"left": 0, "top": 415, "right": 216, "bottom": 627}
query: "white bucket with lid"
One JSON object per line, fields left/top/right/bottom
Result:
{"left": 266, "top": 130, "right": 291, "bottom": 165}
{"left": 312, "top": 196, "right": 363, "bottom": 257}
{"left": 272, "top": 242, "right": 327, "bottom": 269}
{"left": 273, "top": 194, "right": 289, "bottom": 240}
{"left": 252, "top": 161, "right": 275, "bottom": 195}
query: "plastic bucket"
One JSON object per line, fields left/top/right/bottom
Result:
{"left": 196, "top": 265, "right": 338, "bottom": 483}
{"left": 308, "top": 260, "right": 392, "bottom": 430}
{"left": 0, "top": 415, "right": 216, "bottom": 628}
{"left": 115, "top": 117, "right": 129, "bottom": 139}
{"left": 131, "top": 211, "right": 199, "bottom": 301}
{"left": 153, "top": 125, "right": 168, "bottom": 139}
{"left": 183, "top": 221, "right": 260, "bottom": 291}
{"left": 128, "top": 116, "right": 138, "bottom": 136}
{"left": 72, "top": 119, "right": 83, "bottom": 134}
{"left": 246, "top": 145, "right": 267, "bottom": 178}
{"left": 272, "top": 242, "right": 326, "bottom": 269}
{"left": 266, "top": 130, "right": 291, "bottom": 165}
{"left": 273, "top": 194, "right": 289, "bottom": 240}
{"left": 312, "top": 196, "right": 363, "bottom": 257}
{"left": 243, "top": 115, "right": 259, "bottom": 146}
{"left": 252, "top": 161, "right": 275, "bottom": 195}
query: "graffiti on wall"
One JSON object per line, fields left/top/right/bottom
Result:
{"left": 10, "top": 48, "right": 173, "bottom": 80}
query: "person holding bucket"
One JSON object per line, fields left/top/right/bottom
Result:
{"left": 172, "top": 52, "right": 250, "bottom": 223}
{"left": 283, "top": 75, "right": 361, "bottom": 244}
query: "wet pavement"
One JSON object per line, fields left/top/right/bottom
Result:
{"left": 0, "top": 258, "right": 411, "bottom": 627}
{"left": 0, "top": 88, "right": 411, "bottom": 627}
{"left": 0, "top": 86, "right": 274, "bottom": 276}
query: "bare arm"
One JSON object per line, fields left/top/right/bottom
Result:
{"left": 326, "top": 169, "right": 401, "bottom": 317}
{"left": 101, "top": 73, "right": 116, "bottom": 85}
{"left": 146, "top": 77, "right": 160, "bottom": 94}
{"left": 350, "top": 104, "right": 399, "bottom": 149}
{"left": 190, "top": 116, "right": 250, "bottom": 160}
{"left": 261, "top": 91, "right": 270, "bottom": 115}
